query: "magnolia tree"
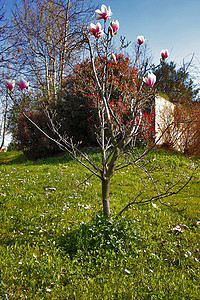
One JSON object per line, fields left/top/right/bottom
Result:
{"left": 77, "top": 5, "right": 172, "bottom": 216}
{"left": 7, "top": 5, "right": 196, "bottom": 217}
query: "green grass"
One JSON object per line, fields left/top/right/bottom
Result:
{"left": 0, "top": 149, "right": 199, "bottom": 299}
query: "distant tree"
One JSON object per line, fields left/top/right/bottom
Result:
{"left": 154, "top": 61, "right": 199, "bottom": 104}
{"left": 10, "top": 0, "right": 94, "bottom": 99}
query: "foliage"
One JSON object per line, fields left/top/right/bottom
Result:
{"left": 12, "top": 109, "right": 62, "bottom": 160}
{"left": 138, "top": 110, "right": 155, "bottom": 145}
{"left": 173, "top": 103, "right": 200, "bottom": 156}
{"left": 63, "top": 54, "right": 140, "bottom": 141}
{"left": 54, "top": 92, "right": 98, "bottom": 146}
{"left": 59, "top": 215, "right": 138, "bottom": 259}
{"left": 154, "top": 61, "right": 199, "bottom": 104}
{"left": 156, "top": 98, "right": 200, "bottom": 156}
{"left": 0, "top": 150, "right": 199, "bottom": 298}
{"left": 66, "top": 54, "right": 138, "bottom": 98}
{"left": 10, "top": 93, "right": 98, "bottom": 159}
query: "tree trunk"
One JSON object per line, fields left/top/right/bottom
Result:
{"left": 59, "top": 0, "right": 70, "bottom": 89}
{"left": 0, "top": 91, "right": 8, "bottom": 151}
{"left": 102, "top": 178, "right": 111, "bottom": 217}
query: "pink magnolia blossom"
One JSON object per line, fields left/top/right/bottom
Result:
{"left": 5, "top": 79, "right": 15, "bottom": 91}
{"left": 95, "top": 4, "right": 112, "bottom": 21}
{"left": 143, "top": 72, "right": 156, "bottom": 88}
{"left": 160, "top": 49, "right": 169, "bottom": 60}
{"left": 109, "top": 20, "right": 119, "bottom": 36}
{"left": 88, "top": 22, "right": 104, "bottom": 39}
{"left": 16, "top": 78, "right": 29, "bottom": 90}
{"left": 137, "top": 35, "right": 145, "bottom": 45}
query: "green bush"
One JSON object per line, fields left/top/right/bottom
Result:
{"left": 59, "top": 215, "right": 141, "bottom": 259}
{"left": 12, "top": 94, "right": 98, "bottom": 160}
{"left": 13, "top": 110, "right": 62, "bottom": 160}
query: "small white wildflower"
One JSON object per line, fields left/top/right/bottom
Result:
{"left": 84, "top": 205, "right": 90, "bottom": 210}
{"left": 152, "top": 203, "right": 158, "bottom": 209}
{"left": 171, "top": 225, "right": 184, "bottom": 233}
{"left": 151, "top": 253, "right": 159, "bottom": 259}
{"left": 48, "top": 187, "right": 56, "bottom": 191}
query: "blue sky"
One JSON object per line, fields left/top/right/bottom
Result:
{"left": 4, "top": 0, "right": 200, "bottom": 66}
{"left": 94, "top": 0, "right": 200, "bottom": 66}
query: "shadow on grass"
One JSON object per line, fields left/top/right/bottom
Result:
{"left": 0, "top": 151, "right": 73, "bottom": 166}
{"left": 0, "top": 151, "right": 27, "bottom": 165}
{"left": 33, "top": 147, "right": 102, "bottom": 165}
{"left": 0, "top": 147, "right": 103, "bottom": 166}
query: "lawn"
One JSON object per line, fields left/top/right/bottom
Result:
{"left": 0, "top": 149, "right": 199, "bottom": 299}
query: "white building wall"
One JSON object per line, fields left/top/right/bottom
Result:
{"left": 155, "top": 95, "right": 175, "bottom": 145}
{"left": 155, "top": 95, "right": 185, "bottom": 151}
